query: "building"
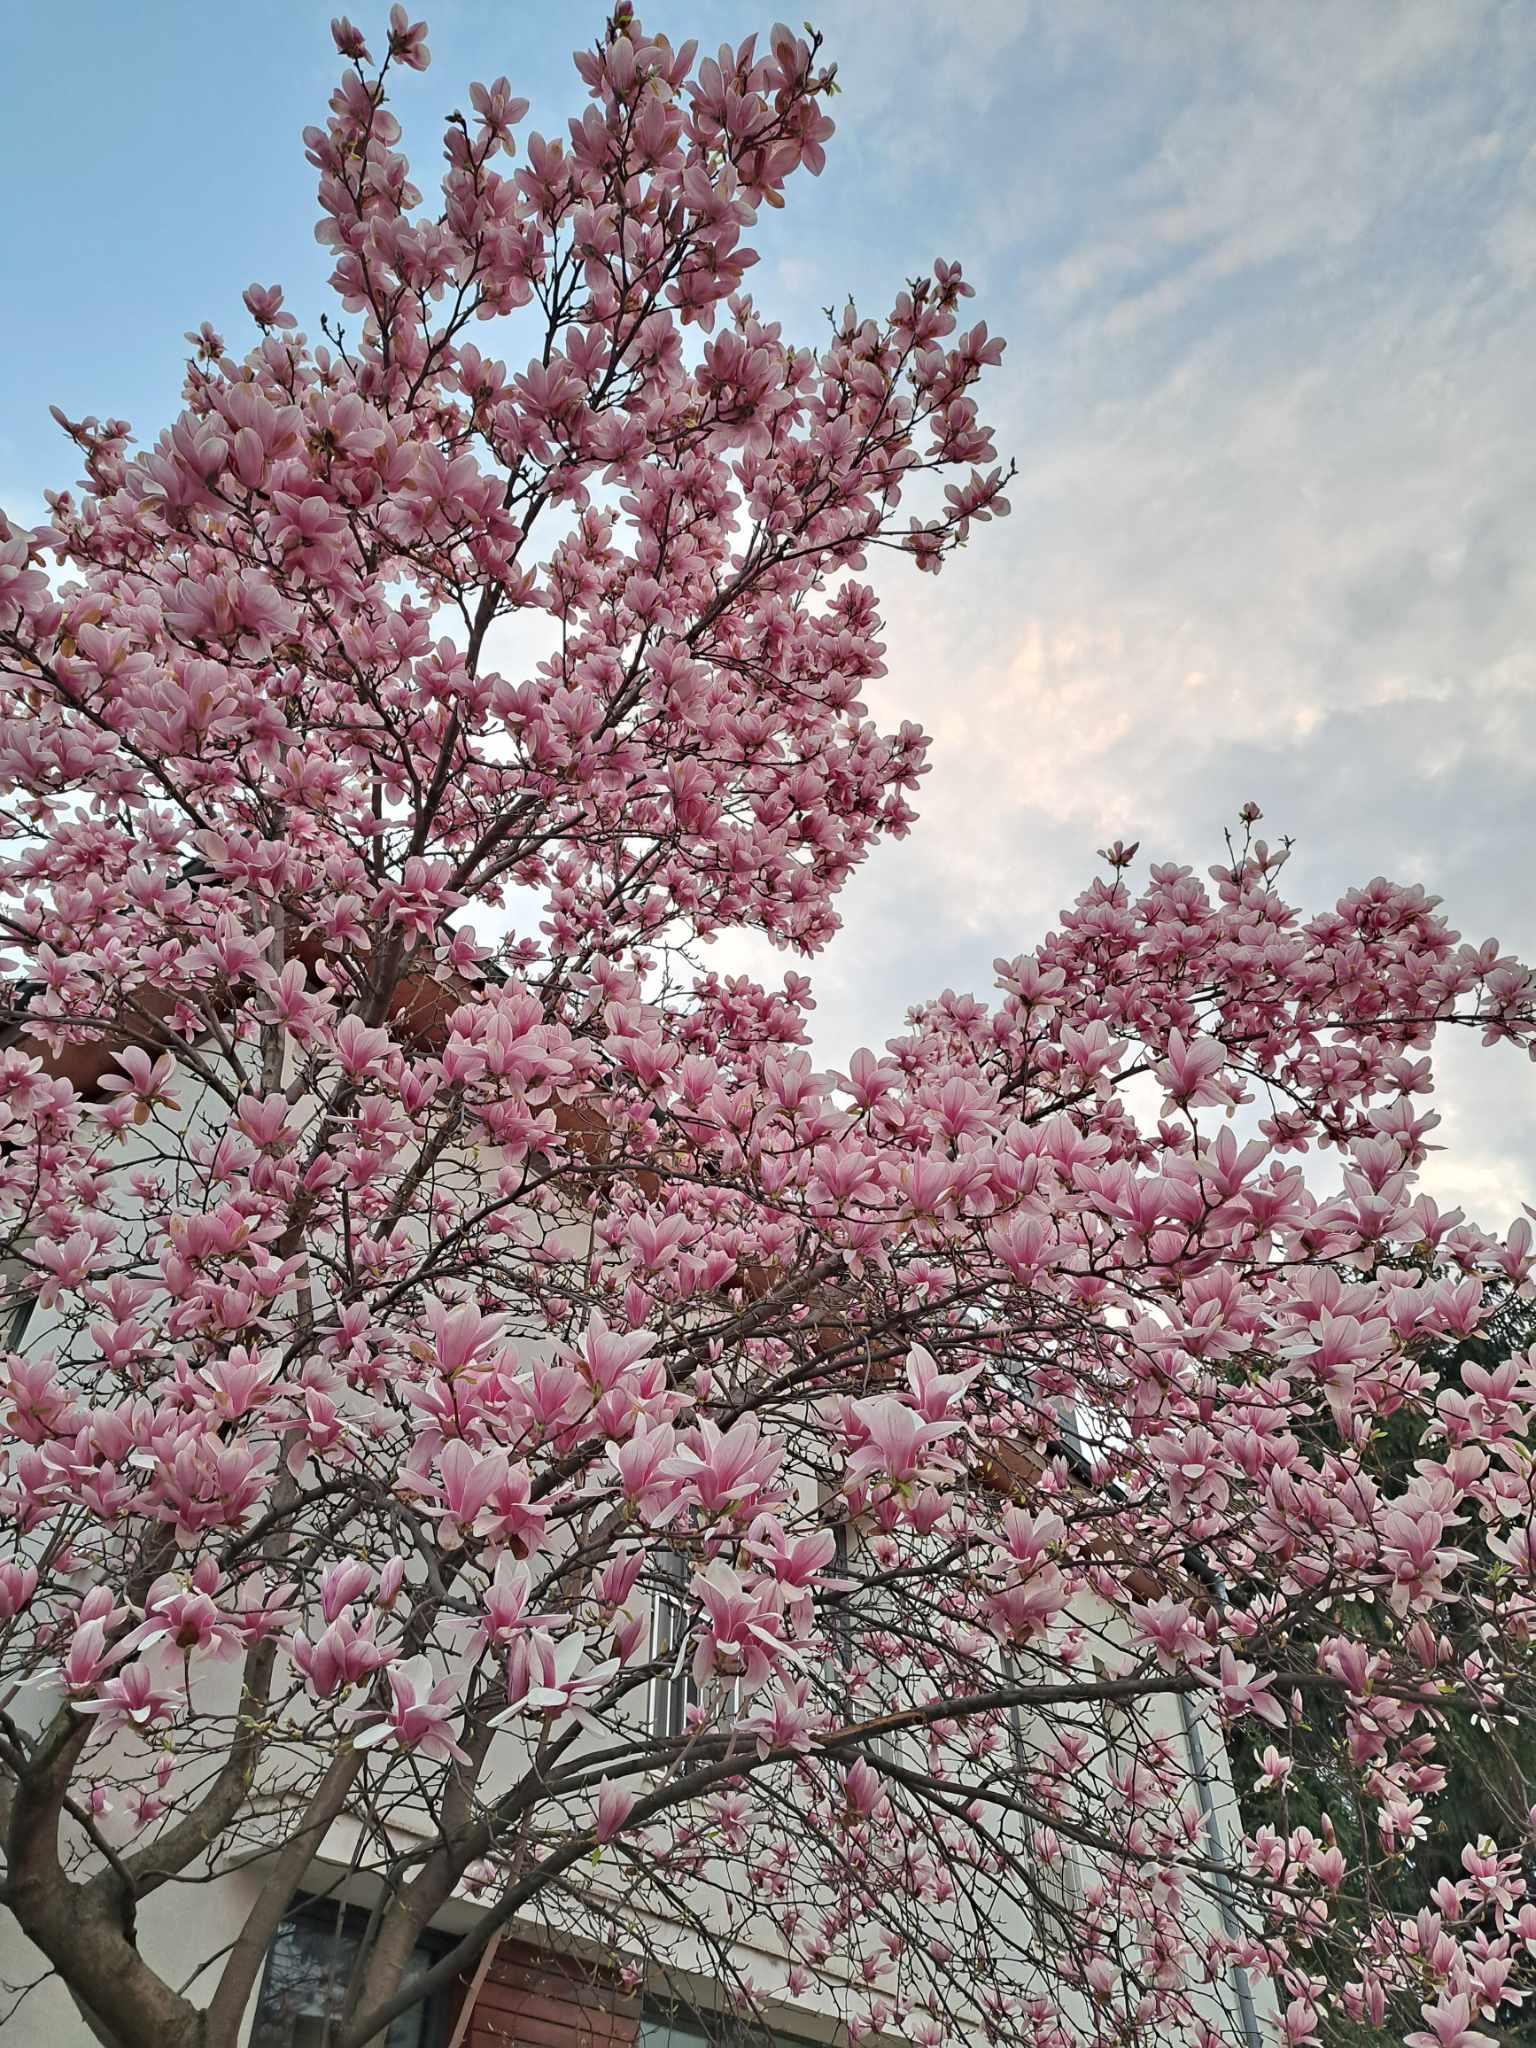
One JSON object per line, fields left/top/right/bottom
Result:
{"left": 0, "top": 990, "right": 1273, "bottom": 2048}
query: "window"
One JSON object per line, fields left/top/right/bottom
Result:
{"left": 826, "top": 1524, "right": 855, "bottom": 1669}
{"left": 639, "top": 2012, "right": 716, "bottom": 2048}
{"left": 1177, "top": 1694, "right": 1264, "bottom": 2048}
{"left": 650, "top": 1550, "right": 697, "bottom": 1741}
{"left": 1031, "top": 1827, "right": 1082, "bottom": 1932}
{"left": 1000, "top": 1647, "right": 1028, "bottom": 1770}
{"left": 650, "top": 1551, "right": 744, "bottom": 1739}
{"left": 1002, "top": 1650, "right": 1082, "bottom": 1949}
{"left": 1, "top": 1261, "right": 35, "bottom": 1351}
{"left": 639, "top": 2004, "right": 823, "bottom": 2048}
{"left": 1050, "top": 1393, "right": 1089, "bottom": 1467}
{"left": 1092, "top": 1657, "right": 1132, "bottom": 1777}
{"left": 250, "top": 1898, "right": 451, "bottom": 2048}
{"left": 826, "top": 1525, "right": 896, "bottom": 1766}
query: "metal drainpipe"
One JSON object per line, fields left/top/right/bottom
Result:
{"left": 1031, "top": 1451, "right": 1266, "bottom": 2042}
{"left": 1178, "top": 1687, "right": 1264, "bottom": 2048}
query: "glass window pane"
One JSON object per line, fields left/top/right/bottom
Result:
{"left": 251, "top": 1910, "right": 430, "bottom": 2048}
{"left": 638, "top": 2020, "right": 713, "bottom": 2048}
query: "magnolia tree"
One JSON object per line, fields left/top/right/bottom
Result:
{"left": 1, "top": 13, "right": 1535, "bottom": 2048}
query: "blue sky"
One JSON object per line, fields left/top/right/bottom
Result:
{"left": 3, "top": 1, "right": 1535, "bottom": 1222}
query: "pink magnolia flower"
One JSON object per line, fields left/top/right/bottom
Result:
{"left": 127, "top": 1568, "right": 244, "bottom": 1665}
{"left": 1154, "top": 1031, "right": 1238, "bottom": 1112}
{"left": 843, "top": 1396, "right": 960, "bottom": 1491}
{"left": 843, "top": 1756, "right": 887, "bottom": 1818}
{"left": 605, "top": 1422, "right": 679, "bottom": 1524}
{"left": 58, "top": 1617, "right": 119, "bottom": 1693}
{"left": 1405, "top": 1992, "right": 1496, "bottom": 2048}
{"left": 491, "top": 1630, "right": 618, "bottom": 1728}
{"left": 592, "top": 1779, "right": 636, "bottom": 1843}
{"left": 1253, "top": 1744, "right": 1294, "bottom": 1793}
{"left": 353, "top": 1655, "right": 469, "bottom": 1764}
{"left": 1129, "top": 1597, "right": 1211, "bottom": 1672}
{"left": 0, "top": 1562, "right": 38, "bottom": 1620}
{"left": 742, "top": 1519, "right": 838, "bottom": 1619}
{"left": 98, "top": 1047, "right": 181, "bottom": 1121}
{"left": 73, "top": 1661, "right": 181, "bottom": 1735}
{"left": 426, "top": 1439, "right": 546, "bottom": 1555}
{"left": 1215, "top": 1647, "right": 1285, "bottom": 1728}
{"left": 291, "top": 1615, "right": 391, "bottom": 1698}
{"left": 690, "top": 1563, "right": 797, "bottom": 1695}
{"left": 320, "top": 1559, "right": 374, "bottom": 1622}
{"left": 474, "top": 1555, "right": 558, "bottom": 1652}
{"left": 665, "top": 1417, "right": 783, "bottom": 1521}
{"left": 743, "top": 1679, "right": 822, "bottom": 1759}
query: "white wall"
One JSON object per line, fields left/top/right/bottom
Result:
{"left": 0, "top": 1864, "right": 268, "bottom": 2047}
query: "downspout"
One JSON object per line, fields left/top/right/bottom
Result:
{"left": 1177, "top": 1688, "right": 1264, "bottom": 2048}
{"left": 1179, "top": 1548, "right": 1263, "bottom": 2048}
{"left": 1038, "top": 1424, "right": 1266, "bottom": 2043}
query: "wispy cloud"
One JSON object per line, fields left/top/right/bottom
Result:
{"left": 716, "top": 1, "right": 1536, "bottom": 1225}
{"left": 3, "top": 0, "right": 1532, "bottom": 1220}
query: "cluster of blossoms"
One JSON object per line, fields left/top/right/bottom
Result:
{"left": 0, "top": 14, "right": 1534, "bottom": 2048}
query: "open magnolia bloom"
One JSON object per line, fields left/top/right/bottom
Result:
{"left": 1, "top": 12, "right": 1535, "bottom": 2048}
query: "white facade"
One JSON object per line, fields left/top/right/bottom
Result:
{"left": 0, "top": 1065, "right": 1275, "bottom": 2047}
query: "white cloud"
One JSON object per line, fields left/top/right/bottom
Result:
{"left": 707, "top": 0, "right": 1536, "bottom": 1224}
{"left": 6, "top": 0, "right": 1532, "bottom": 1222}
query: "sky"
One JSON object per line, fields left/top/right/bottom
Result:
{"left": 2, "top": 0, "right": 1534, "bottom": 1226}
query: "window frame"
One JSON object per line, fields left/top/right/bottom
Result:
{"left": 1000, "top": 1647, "right": 1083, "bottom": 1948}
{"left": 648, "top": 1545, "right": 746, "bottom": 1742}
{"left": 249, "top": 1892, "right": 456, "bottom": 2048}
{"left": 824, "top": 1524, "right": 897, "bottom": 1767}
{"left": 638, "top": 1997, "right": 827, "bottom": 2048}
{"left": 1, "top": 1257, "right": 36, "bottom": 1351}
{"left": 650, "top": 1547, "right": 698, "bottom": 1743}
